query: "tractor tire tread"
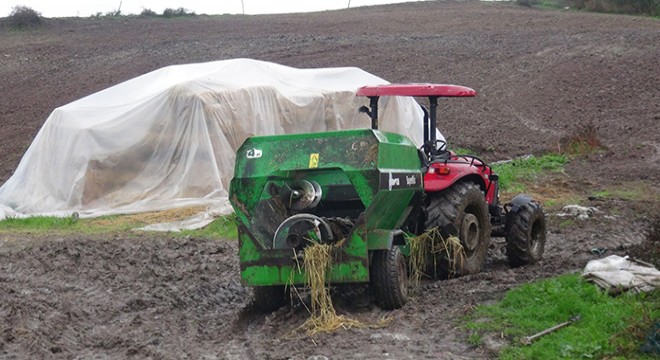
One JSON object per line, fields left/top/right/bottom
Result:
{"left": 370, "top": 247, "right": 408, "bottom": 310}
{"left": 506, "top": 200, "right": 546, "bottom": 267}
{"left": 424, "top": 182, "right": 490, "bottom": 277}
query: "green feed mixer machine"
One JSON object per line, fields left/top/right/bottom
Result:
{"left": 229, "top": 84, "right": 547, "bottom": 311}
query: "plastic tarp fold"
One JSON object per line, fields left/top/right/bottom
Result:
{"left": 582, "top": 255, "right": 660, "bottom": 294}
{"left": 0, "top": 59, "right": 434, "bottom": 226}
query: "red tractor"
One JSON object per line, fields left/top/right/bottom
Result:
{"left": 357, "top": 84, "right": 546, "bottom": 277}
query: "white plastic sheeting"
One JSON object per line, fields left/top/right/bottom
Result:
{"left": 0, "top": 59, "right": 433, "bottom": 224}
{"left": 583, "top": 255, "right": 660, "bottom": 294}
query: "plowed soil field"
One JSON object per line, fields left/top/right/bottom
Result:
{"left": 0, "top": 2, "right": 658, "bottom": 359}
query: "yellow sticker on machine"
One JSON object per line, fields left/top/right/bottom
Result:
{"left": 309, "top": 153, "right": 319, "bottom": 168}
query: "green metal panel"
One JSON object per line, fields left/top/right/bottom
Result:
{"left": 229, "top": 129, "right": 422, "bottom": 287}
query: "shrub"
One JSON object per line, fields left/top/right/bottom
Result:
{"left": 516, "top": 0, "right": 540, "bottom": 6}
{"left": 162, "top": 7, "right": 196, "bottom": 18}
{"left": 140, "top": 8, "right": 158, "bottom": 17}
{"left": 566, "top": 0, "right": 660, "bottom": 15}
{"left": 8, "top": 5, "right": 42, "bottom": 28}
{"left": 104, "top": 9, "right": 122, "bottom": 17}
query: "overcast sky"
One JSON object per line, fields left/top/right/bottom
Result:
{"left": 2, "top": 0, "right": 424, "bottom": 18}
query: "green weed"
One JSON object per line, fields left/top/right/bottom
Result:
{"left": 468, "top": 332, "right": 483, "bottom": 346}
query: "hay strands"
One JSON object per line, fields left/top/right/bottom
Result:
{"left": 408, "top": 228, "right": 464, "bottom": 285}
{"left": 292, "top": 242, "right": 390, "bottom": 336}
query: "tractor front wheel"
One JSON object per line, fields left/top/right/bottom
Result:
{"left": 506, "top": 200, "right": 546, "bottom": 267}
{"left": 370, "top": 246, "right": 408, "bottom": 310}
{"left": 252, "top": 285, "right": 289, "bottom": 312}
{"left": 425, "top": 182, "right": 491, "bottom": 277}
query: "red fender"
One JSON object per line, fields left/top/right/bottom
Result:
{"left": 423, "top": 156, "right": 498, "bottom": 205}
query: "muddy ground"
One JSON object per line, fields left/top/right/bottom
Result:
{"left": 0, "top": 200, "right": 656, "bottom": 359}
{"left": 0, "top": 1, "right": 659, "bottom": 359}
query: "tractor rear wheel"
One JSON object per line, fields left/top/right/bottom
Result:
{"left": 506, "top": 201, "right": 546, "bottom": 267}
{"left": 425, "top": 182, "right": 491, "bottom": 277}
{"left": 370, "top": 246, "right": 408, "bottom": 310}
{"left": 252, "top": 285, "right": 289, "bottom": 312}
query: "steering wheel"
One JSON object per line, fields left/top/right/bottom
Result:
{"left": 419, "top": 140, "right": 449, "bottom": 163}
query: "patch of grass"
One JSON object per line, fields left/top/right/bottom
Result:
{"left": 0, "top": 214, "right": 136, "bottom": 234}
{"left": 593, "top": 189, "right": 642, "bottom": 201}
{"left": 591, "top": 182, "right": 658, "bottom": 202}
{"left": 491, "top": 154, "right": 568, "bottom": 193}
{"left": 446, "top": 149, "right": 570, "bottom": 202}
{"left": 466, "top": 273, "right": 659, "bottom": 359}
{"left": 451, "top": 147, "right": 476, "bottom": 155}
{"left": 179, "top": 213, "right": 238, "bottom": 239}
{"left": 513, "top": 181, "right": 582, "bottom": 211}
{"left": 0, "top": 212, "right": 238, "bottom": 239}
{"left": 558, "top": 219, "right": 576, "bottom": 228}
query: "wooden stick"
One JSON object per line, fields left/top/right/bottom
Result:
{"left": 521, "top": 315, "right": 581, "bottom": 345}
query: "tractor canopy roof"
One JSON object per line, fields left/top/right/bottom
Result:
{"left": 356, "top": 84, "right": 476, "bottom": 98}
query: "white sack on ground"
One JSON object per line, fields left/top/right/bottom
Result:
{"left": 582, "top": 255, "right": 660, "bottom": 294}
{"left": 0, "top": 59, "right": 433, "bottom": 223}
